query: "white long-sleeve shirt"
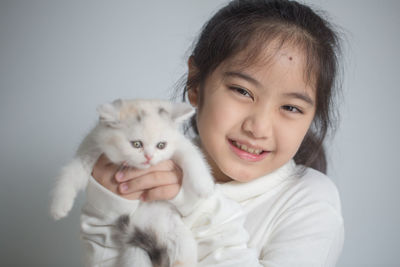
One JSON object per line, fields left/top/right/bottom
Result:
{"left": 80, "top": 159, "right": 344, "bottom": 266}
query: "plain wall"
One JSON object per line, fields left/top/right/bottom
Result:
{"left": 1, "top": 1, "right": 399, "bottom": 266}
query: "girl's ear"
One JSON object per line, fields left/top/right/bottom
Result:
{"left": 171, "top": 102, "right": 195, "bottom": 124}
{"left": 187, "top": 86, "right": 199, "bottom": 107}
{"left": 96, "top": 99, "right": 122, "bottom": 127}
{"left": 187, "top": 56, "right": 199, "bottom": 107}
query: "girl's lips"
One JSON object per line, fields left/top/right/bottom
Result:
{"left": 228, "top": 139, "right": 269, "bottom": 162}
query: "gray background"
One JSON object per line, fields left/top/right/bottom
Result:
{"left": 1, "top": 1, "right": 399, "bottom": 266}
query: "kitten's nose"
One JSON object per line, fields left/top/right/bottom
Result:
{"left": 145, "top": 154, "right": 152, "bottom": 161}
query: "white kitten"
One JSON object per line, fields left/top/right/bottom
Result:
{"left": 50, "top": 99, "right": 215, "bottom": 267}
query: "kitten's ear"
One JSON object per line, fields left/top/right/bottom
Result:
{"left": 96, "top": 99, "right": 122, "bottom": 127}
{"left": 171, "top": 102, "right": 195, "bottom": 124}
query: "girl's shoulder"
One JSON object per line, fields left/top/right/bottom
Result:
{"left": 286, "top": 165, "right": 342, "bottom": 213}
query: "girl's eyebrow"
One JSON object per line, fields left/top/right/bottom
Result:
{"left": 223, "top": 71, "right": 262, "bottom": 87}
{"left": 283, "top": 92, "right": 315, "bottom": 106}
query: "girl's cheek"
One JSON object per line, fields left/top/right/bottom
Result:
{"left": 276, "top": 122, "right": 306, "bottom": 157}
{"left": 202, "top": 93, "right": 237, "bottom": 126}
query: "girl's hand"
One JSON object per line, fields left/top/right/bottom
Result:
{"left": 91, "top": 154, "right": 182, "bottom": 201}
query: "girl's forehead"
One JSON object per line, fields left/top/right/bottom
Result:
{"left": 223, "top": 41, "right": 307, "bottom": 71}
{"left": 219, "top": 42, "right": 317, "bottom": 91}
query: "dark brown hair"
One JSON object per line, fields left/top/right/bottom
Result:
{"left": 175, "top": 0, "right": 342, "bottom": 174}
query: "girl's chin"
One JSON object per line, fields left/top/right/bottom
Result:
{"left": 218, "top": 165, "right": 262, "bottom": 183}
{"left": 220, "top": 156, "right": 279, "bottom": 182}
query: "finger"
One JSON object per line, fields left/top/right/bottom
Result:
{"left": 105, "top": 165, "right": 123, "bottom": 185}
{"left": 115, "top": 160, "right": 178, "bottom": 182}
{"left": 92, "top": 154, "right": 116, "bottom": 177}
{"left": 93, "top": 162, "right": 118, "bottom": 184}
{"left": 143, "top": 184, "right": 181, "bottom": 201}
{"left": 120, "top": 190, "right": 144, "bottom": 201}
{"left": 118, "top": 171, "right": 179, "bottom": 195}
{"left": 97, "top": 154, "right": 114, "bottom": 167}
{"left": 93, "top": 168, "right": 120, "bottom": 196}
{"left": 91, "top": 155, "right": 127, "bottom": 196}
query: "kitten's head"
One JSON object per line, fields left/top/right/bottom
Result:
{"left": 95, "top": 99, "right": 194, "bottom": 169}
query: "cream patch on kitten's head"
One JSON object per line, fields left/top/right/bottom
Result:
{"left": 95, "top": 99, "right": 194, "bottom": 169}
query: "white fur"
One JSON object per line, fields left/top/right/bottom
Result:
{"left": 116, "top": 202, "right": 198, "bottom": 267}
{"left": 50, "top": 99, "right": 215, "bottom": 266}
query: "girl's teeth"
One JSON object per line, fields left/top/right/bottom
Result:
{"left": 233, "top": 141, "right": 262, "bottom": 155}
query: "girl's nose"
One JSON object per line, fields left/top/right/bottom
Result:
{"left": 242, "top": 109, "right": 273, "bottom": 139}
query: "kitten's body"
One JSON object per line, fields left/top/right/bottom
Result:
{"left": 50, "top": 99, "right": 215, "bottom": 267}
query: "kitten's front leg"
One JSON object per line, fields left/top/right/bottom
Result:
{"left": 170, "top": 212, "right": 197, "bottom": 267}
{"left": 50, "top": 158, "right": 90, "bottom": 220}
{"left": 173, "top": 139, "right": 214, "bottom": 199}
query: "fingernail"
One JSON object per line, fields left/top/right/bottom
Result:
{"left": 120, "top": 183, "right": 128, "bottom": 192}
{"left": 116, "top": 172, "right": 124, "bottom": 181}
{"left": 140, "top": 194, "right": 145, "bottom": 202}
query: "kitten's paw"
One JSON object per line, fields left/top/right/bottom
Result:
{"left": 50, "top": 198, "right": 74, "bottom": 220}
{"left": 197, "top": 184, "right": 214, "bottom": 198}
{"left": 191, "top": 176, "right": 214, "bottom": 199}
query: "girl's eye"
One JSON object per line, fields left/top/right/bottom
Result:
{"left": 130, "top": 141, "right": 143, "bottom": 148}
{"left": 282, "top": 105, "right": 303, "bottom": 114}
{"left": 229, "top": 86, "right": 254, "bottom": 100}
{"left": 156, "top": 142, "right": 167, "bottom": 150}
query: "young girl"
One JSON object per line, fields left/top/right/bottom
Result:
{"left": 81, "top": 0, "right": 344, "bottom": 266}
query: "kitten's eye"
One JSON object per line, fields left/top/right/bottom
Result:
{"left": 156, "top": 142, "right": 167, "bottom": 150}
{"left": 130, "top": 141, "right": 143, "bottom": 148}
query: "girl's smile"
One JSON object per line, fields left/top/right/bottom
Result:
{"left": 228, "top": 138, "right": 270, "bottom": 162}
{"left": 189, "top": 43, "right": 317, "bottom": 183}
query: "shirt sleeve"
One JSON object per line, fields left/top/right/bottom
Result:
{"left": 260, "top": 203, "right": 344, "bottom": 267}
{"left": 170, "top": 185, "right": 263, "bottom": 267}
{"left": 80, "top": 176, "right": 140, "bottom": 267}
{"left": 259, "top": 172, "right": 345, "bottom": 267}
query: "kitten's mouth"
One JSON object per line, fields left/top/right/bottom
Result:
{"left": 229, "top": 139, "right": 266, "bottom": 155}
{"left": 141, "top": 160, "right": 151, "bottom": 166}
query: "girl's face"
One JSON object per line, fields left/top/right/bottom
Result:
{"left": 189, "top": 44, "right": 316, "bottom": 183}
